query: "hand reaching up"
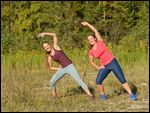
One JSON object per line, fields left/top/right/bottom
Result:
{"left": 37, "top": 33, "right": 45, "bottom": 38}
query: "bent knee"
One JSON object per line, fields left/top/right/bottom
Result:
{"left": 96, "top": 78, "right": 103, "bottom": 85}
{"left": 50, "top": 79, "right": 56, "bottom": 87}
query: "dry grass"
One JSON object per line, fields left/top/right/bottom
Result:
{"left": 1, "top": 51, "right": 149, "bottom": 112}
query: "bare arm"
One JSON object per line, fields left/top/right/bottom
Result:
{"left": 37, "top": 32, "right": 61, "bottom": 50}
{"left": 89, "top": 55, "right": 100, "bottom": 70}
{"left": 47, "top": 55, "right": 60, "bottom": 71}
{"left": 81, "top": 21, "right": 103, "bottom": 41}
{"left": 89, "top": 55, "right": 105, "bottom": 70}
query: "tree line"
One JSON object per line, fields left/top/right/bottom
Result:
{"left": 1, "top": 1, "right": 149, "bottom": 54}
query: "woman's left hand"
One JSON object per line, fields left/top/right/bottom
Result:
{"left": 37, "top": 33, "right": 45, "bottom": 38}
{"left": 81, "top": 21, "right": 88, "bottom": 26}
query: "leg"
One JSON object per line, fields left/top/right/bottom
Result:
{"left": 67, "top": 64, "right": 93, "bottom": 97}
{"left": 97, "top": 84, "right": 105, "bottom": 95}
{"left": 111, "top": 59, "right": 136, "bottom": 99}
{"left": 96, "top": 68, "right": 111, "bottom": 95}
{"left": 122, "top": 82, "right": 137, "bottom": 100}
{"left": 50, "top": 68, "right": 66, "bottom": 97}
{"left": 122, "top": 82, "right": 132, "bottom": 95}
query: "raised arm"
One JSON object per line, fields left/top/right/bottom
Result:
{"left": 37, "top": 32, "right": 60, "bottom": 49}
{"left": 81, "top": 21, "right": 103, "bottom": 41}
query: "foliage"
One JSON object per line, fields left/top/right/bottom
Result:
{"left": 1, "top": 1, "right": 149, "bottom": 57}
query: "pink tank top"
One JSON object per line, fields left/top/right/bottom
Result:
{"left": 89, "top": 40, "right": 115, "bottom": 66}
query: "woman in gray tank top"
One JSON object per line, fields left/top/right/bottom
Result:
{"left": 37, "top": 32, "right": 94, "bottom": 98}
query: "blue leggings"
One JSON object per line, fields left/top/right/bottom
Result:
{"left": 96, "top": 58, "right": 127, "bottom": 84}
{"left": 50, "top": 63, "right": 89, "bottom": 91}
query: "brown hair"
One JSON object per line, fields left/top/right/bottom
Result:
{"left": 42, "top": 42, "right": 52, "bottom": 69}
{"left": 88, "top": 34, "right": 97, "bottom": 49}
{"left": 45, "top": 51, "right": 50, "bottom": 69}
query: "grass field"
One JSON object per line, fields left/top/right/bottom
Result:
{"left": 1, "top": 50, "right": 149, "bottom": 112}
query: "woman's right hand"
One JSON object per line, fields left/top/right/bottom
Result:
{"left": 99, "top": 66, "right": 105, "bottom": 70}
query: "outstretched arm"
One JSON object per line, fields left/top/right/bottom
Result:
{"left": 81, "top": 21, "right": 103, "bottom": 41}
{"left": 37, "top": 32, "right": 60, "bottom": 50}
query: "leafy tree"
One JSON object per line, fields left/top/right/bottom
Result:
{"left": 1, "top": 1, "right": 149, "bottom": 54}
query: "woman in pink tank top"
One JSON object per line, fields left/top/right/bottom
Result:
{"left": 37, "top": 32, "right": 94, "bottom": 99}
{"left": 81, "top": 21, "right": 137, "bottom": 101}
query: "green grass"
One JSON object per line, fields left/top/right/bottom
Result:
{"left": 1, "top": 50, "right": 149, "bottom": 112}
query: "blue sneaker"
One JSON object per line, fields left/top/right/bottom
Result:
{"left": 100, "top": 94, "right": 107, "bottom": 101}
{"left": 130, "top": 93, "right": 137, "bottom": 100}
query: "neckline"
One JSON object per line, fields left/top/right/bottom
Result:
{"left": 92, "top": 43, "right": 97, "bottom": 50}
